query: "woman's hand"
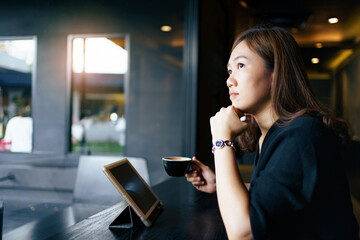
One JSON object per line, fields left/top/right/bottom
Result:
{"left": 185, "top": 157, "right": 216, "bottom": 194}
{"left": 210, "top": 106, "right": 249, "bottom": 141}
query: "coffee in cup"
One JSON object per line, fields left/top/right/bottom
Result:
{"left": 162, "top": 157, "right": 192, "bottom": 177}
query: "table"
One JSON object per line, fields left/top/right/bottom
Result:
{"left": 49, "top": 177, "right": 227, "bottom": 239}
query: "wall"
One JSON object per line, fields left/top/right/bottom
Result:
{"left": 0, "top": 0, "right": 189, "bottom": 186}
{"left": 337, "top": 53, "right": 360, "bottom": 138}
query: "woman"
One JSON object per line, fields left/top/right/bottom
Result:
{"left": 3, "top": 105, "right": 33, "bottom": 153}
{"left": 186, "top": 26, "right": 359, "bottom": 239}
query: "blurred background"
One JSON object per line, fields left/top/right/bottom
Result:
{"left": 0, "top": 0, "right": 360, "bottom": 237}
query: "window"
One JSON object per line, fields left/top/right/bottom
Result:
{"left": 69, "top": 35, "right": 128, "bottom": 154}
{"left": 0, "top": 37, "right": 35, "bottom": 153}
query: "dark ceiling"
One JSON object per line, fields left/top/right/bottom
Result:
{"left": 235, "top": 0, "right": 360, "bottom": 79}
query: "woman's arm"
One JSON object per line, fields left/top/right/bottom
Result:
{"left": 210, "top": 106, "right": 253, "bottom": 239}
{"left": 213, "top": 146, "right": 253, "bottom": 240}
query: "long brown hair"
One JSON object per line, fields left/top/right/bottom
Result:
{"left": 234, "top": 26, "right": 349, "bottom": 152}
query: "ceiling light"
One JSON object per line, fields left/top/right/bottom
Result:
{"left": 328, "top": 17, "right": 339, "bottom": 24}
{"left": 311, "top": 58, "right": 320, "bottom": 64}
{"left": 239, "top": 0, "right": 248, "bottom": 8}
{"left": 161, "top": 25, "right": 172, "bottom": 32}
{"left": 315, "top": 43, "right": 323, "bottom": 48}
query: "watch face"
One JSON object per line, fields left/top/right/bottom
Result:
{"left": 215, "top": 140, "right": 223, "bottom": 148}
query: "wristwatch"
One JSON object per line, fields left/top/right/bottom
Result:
{"left": 212, "top": 139, "right": 236, "bottom": 154}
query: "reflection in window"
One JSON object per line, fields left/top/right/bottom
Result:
{"left": 70, "top": 35, "right": 128, "bottom": 154}
{"left": 0, "top": 38, "right": 35, "bottom": 153}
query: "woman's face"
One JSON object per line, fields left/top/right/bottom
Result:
{"left": 227, "top": 40, "right": 273, "bottom": 115}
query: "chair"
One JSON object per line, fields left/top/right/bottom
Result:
{"left": 73, "top": 156, "right": 150, "bottom": 206}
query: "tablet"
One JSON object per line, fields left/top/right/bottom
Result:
{"left": 102, "top": 158, "right": 163, "bottom": 227}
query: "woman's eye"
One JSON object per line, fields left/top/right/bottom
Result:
{"left": 238, "top": 63, "right": 244, "bottom": 69}
{"left": 227, "top": 69, "right": 232, "bottom": 75}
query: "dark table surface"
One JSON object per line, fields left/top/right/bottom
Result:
{"left": 42, "top": 177, "right": 227, "bottom": 240}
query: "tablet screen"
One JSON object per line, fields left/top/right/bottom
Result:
{"left": 108, "top": 162, "right": 157, "bottom": 214}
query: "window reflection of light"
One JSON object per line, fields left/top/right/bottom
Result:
{"left": 29, "top": 205, "right": 35, "bottom": 211}
{"left": 110, "top": 112, "right": 118, "bottom": 122}
{"left": 72, "top": 37, "right": 128, "bottom": 74}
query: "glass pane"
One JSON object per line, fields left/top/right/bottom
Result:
{"left": 71, "top": 36, "right": 127, "bottom": 154}
{"left": 0, "top": 38, "right": 35, "bottom": 153}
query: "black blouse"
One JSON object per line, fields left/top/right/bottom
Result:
{"left": 249, "top": 116, "right": 359, "bottom": 239}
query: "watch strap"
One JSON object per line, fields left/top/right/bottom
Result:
{"left": 212, "top": 139, "right": 236, "bottom": 154}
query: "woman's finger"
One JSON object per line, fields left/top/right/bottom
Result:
{"left": 186, "top": 175, "right": 201, "bottom": 183}
{"left": 193, "top": 181, "right": 205, "bottom": 187}
{"left": 192, "top": 159, "right": 207, "bottom": 170}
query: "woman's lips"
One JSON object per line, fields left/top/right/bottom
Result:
{"left": 229, "top": 92, "right": 238, "bottom": 99}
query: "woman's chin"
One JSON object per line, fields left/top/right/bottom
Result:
{"left": 231, "top": 105, "right": 253, "bottom": 116}
{"left": 231, "top": 104, "right": 245, "bottom": 111}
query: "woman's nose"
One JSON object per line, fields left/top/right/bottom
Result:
{"left": 226, "top": 76, "right": 236, "bottom": 88}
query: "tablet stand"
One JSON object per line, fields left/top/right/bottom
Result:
{"left": 109, "top": 205, "right": 144, "bottom": 228}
